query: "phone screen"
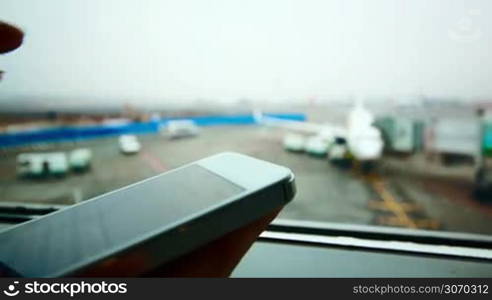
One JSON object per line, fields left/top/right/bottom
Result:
{"left": 0, "top": 164, "right": 245, "bottom": 277}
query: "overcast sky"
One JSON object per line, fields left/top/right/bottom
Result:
{"left": 1, "top": 0, "right": 491, "bottom": 108}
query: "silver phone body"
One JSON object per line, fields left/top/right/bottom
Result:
{"left": 0, "top": 152, "right": 295, "bottom": 277}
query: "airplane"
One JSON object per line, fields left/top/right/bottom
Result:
{"left": 253, "top": 98, "right": 384, "bottom": 168}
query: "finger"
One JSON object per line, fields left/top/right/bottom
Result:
{"left": 0, "top": 21, "right": 24, "bottom": 54}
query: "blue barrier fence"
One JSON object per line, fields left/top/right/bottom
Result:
{"left": 0, "top": 113, "right": 306, "bottom": 148}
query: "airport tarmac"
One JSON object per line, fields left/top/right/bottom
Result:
{"left": 1, "top": 125, "right": 492, "bottom": 235}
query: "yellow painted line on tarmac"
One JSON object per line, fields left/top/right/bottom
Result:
{"left": 367, "top": 174, "right": 418, "bottom": 229}
{"left": 368, "top": 200, "right": 421, "bottom": 212}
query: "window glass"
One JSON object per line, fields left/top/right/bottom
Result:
{"left": 1, "top": 0, "right": 492, "bottom": 236}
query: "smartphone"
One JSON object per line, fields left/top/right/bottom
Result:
{"left": 0, "top": 152, "right": 295, "bottom": 277}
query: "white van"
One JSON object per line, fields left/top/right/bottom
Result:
{"left": 69, "top": 148, "right": 92, "bottom": 171}
{"left": 119, "top": 135, "right": 141, "bottom": 154}
{"left": 305, "top": 136, "right": 330, "bottom": 157}
{"left": 17, "top": 154, "right": 44, "bottom": 177}
{"left": 17, "top": 152, "right": 68, "bottom": 177}
{"left": 283, "top": 134, "right": 306, "bottom": 152}
{"left": 165, "top": 120, "right": 199, "bottom": 139}
{"left": 45, "top": 153, "right": 69, "bottom": 176}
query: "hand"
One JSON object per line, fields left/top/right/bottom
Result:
{"left": 143, "top": 209, "right": 280, "bottom": 277}
{"left": 80, "top": 209, "right": 281, "bottom": 277}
